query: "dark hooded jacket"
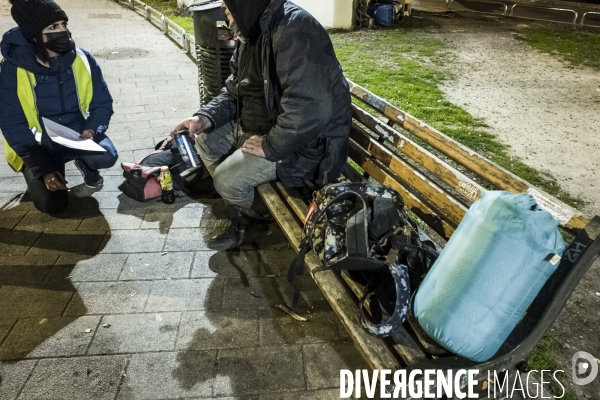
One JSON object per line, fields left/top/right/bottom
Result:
{"left": 0, "top": 27, "right": 113, "bottom": 177}
{"left": 197, "top": 0, "right": 352, "bottom": 196}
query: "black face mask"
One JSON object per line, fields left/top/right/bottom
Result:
{"left": 43, "top": 31, "right": 73, "bottom": 55}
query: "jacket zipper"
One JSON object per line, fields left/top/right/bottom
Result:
{"left": 58, "top": 78, "right": 65, "bottom": 114}
{"left": 55, "top": 59, "right": 66, "bottom": 114}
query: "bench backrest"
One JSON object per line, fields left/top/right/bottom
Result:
{"left": 347, "top": 79, "right": 589, "bottom": 241}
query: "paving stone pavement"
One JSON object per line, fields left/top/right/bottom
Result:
{"left": 0, "top": 0, "right": 368, "bottom": 398}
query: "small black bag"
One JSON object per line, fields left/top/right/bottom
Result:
{"left": 118, "top": 163, "right": 163, "bottom": 202}
{"left": 117, "top": 141, "right": 173, "bottom": 202}
{"left": 118, "top": 136, "right": 218, "bottom": 201}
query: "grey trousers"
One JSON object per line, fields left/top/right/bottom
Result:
{"left": 195, "top": 122, "right": 276, "bottom": 217}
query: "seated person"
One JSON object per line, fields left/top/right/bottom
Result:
{"left": 172, "top": 0, "right": 352, "bottom": 251}
{"left": 0, "top": 0, "right": 118, "bottom": 214}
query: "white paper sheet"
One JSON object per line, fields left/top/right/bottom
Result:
{"left": 42, "top": 117, "right": 106, "bottom": 152}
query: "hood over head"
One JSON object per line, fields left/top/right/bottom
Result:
{"left": 223, "top": 0, "right": 271, "bottom": 42}
{"left": 1, "top": 28, "right": 45, "bottom": 73}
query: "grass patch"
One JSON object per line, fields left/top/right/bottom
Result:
{"left": 169, "top": 15, "right": 194, "bottom": 34}
{"left": 529, "top": 335, "right": 579, "bottom": 400}
{"left": 331, "top": 29, "right": 583, "bottom": 209}
{"left": 142, "top": 0, "right": 194, "bottom": 34}
{"left": 347, "top": 158, "right": 365, "bottom": 175}
{"left": 514, "top": 27, "right": 600, "bottom": 71}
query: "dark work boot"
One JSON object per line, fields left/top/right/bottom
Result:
{"left": 207, "top": 206, "right": 269, "bottom": 251}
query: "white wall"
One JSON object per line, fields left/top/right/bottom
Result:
{"left": 293, "top": 0, "right": 354, "bottom": 30}
{"left": 179, "top": 0, "right": 355, "bottom": 30}
{"left": 178, "top": 0, "right": 197, "bottom": 7}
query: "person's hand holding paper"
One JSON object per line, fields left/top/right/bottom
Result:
{"left": 42, "top": 118, "right": 106, "bottom": 152}
{"left": 80, "top": 129, "right": 95, "bottom": 140}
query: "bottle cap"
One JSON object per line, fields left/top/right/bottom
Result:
{"left": 160, "top": 166, "right": 169, "bottom": 172}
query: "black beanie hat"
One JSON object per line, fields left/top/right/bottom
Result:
{"left": 10, "top": 0, "right": 69, "bottom": 41}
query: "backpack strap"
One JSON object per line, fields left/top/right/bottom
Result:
{"left": 287, "top": 189, "right": 383, "bottom": 308}
{"left": 287, "top": 237, "right": 310, "bottom": 309}
{"left": 346, "top": 193, "right": 369, "bottom": 257}
{"left": 287, "top": 190, "right": 362, "bottom": 308}
{"left": 333, "top": 191, "right": 387, "bottom": 271}
{"left": 359, "top": 262, "right": 411, "bottom": 337}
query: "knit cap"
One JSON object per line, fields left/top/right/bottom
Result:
{"left": 10, "top": 0, "right": 69, "bottom": 41}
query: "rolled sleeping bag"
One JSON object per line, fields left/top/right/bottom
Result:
{"left": 413, "top": 190, "right": 565, "bottom": 362}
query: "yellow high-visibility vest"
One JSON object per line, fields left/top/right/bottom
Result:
{"left": 2, "top": 48, "right": 93, "bottom": 172}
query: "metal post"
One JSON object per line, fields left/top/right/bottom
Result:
{"left": 161, "top": 15, "right": 168, "bottom": 34}
{"left": 182, "top": 30, "right": 190, "bottom": 54}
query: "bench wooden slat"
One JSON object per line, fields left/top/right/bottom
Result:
{"left": 347, "top": 79, "right": 589, "bottom": 231}
{"left": 348, "top": 140, "right": 456, "bottom": 240}
{"left": 352, "top": 105, "right": 485, "bottom": 204}
{"left": 274, "top": 181, "right": 308, "bottom": 227}
{"left": 342, "top": 162, "right": 368, "bottom": 183}
{"left": 257, "top": 182, "right": 402, "bottom": 371}
{"left": 351, "top": 125, "right": 469, "bottom": 227}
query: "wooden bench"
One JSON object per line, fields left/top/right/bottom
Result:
{"left": 257, "top": 79, "right": 600, "bottom": 394}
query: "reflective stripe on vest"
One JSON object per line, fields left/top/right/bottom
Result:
{"left": 3, "top": 49, "right": 93, "bottom": 172}
{"left": 73, "top": 48, "right": 93, "bottom": 118}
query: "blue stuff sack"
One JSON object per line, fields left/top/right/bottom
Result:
{"left": 413, "top": 190, "right": 565, "bottom": 362}
{"left": 367, "top": 3, "right": 395, "bottom": 26}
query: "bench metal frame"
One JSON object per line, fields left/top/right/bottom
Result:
{"left": 582, "top": 11, "right": 600, "bottom": 27}
{"left": 510, "top": 4, "right": 578, "bottom": 25}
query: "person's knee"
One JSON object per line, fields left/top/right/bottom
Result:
{"left": 99, "top": 145, "right": 119, "bottom": 169}
{"left": 90, "top": 136, "right": 119, "bottom": 170}
{"left": 103, "top": 149, "right": 119, "bottom": 169}
{"left": 33, "top": 192, "right": 68, "bottom": 214}
{"left": 85, "top": 148, "right": 118, "bottom": 170}
{"left": 213, "top": 169, "right": 253, "bottom": 208}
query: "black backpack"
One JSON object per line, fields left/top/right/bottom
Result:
{"left": 288, "top": 182, "right": 439, "bottom": 337}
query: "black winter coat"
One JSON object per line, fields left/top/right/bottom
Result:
{"left": 197, "top": 0, "right": 352, "bottom": 196}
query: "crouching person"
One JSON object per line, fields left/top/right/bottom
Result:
{"left": 172, "top": 0, "right": 352, "bottom": 251}
{"left": 0, "top": 0, "right": 118, "bottom": 214}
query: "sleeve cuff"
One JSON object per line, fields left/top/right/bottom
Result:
{"left": 83, "top": 124, "right": 107, "bottom": 135}
{"left": 193, "top": 111, "right": 215, "bottom": 133}
{"left": 261, "top": 136, "right": 278, "bottom": 162}
{"left": 28, "top": 163, "right": 55, "bottom": 179}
